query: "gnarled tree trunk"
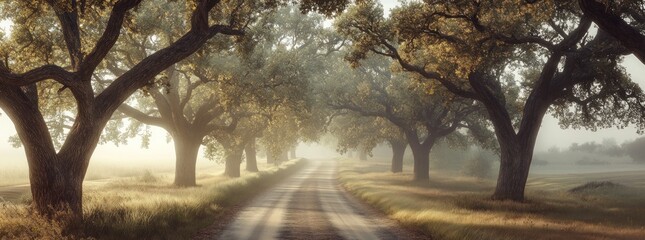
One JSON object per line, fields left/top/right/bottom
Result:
{"left": 390, "top": 140, "right": 406, "bottom": 173}
{"left": 245, "top": 138, "right": 258, "bottom": 172}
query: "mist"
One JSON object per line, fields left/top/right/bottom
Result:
{"left": 2, "top": 0, "right": 645, "bottom": 239}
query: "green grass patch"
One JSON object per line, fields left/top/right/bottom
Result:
{"left": 339, "top": 160, "right": 645, "bottom": 240}
{"left": 0, "top": 159, "right": 306, "bottom": 239}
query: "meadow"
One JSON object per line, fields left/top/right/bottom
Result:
{"left": 339, "top": 160, "right": 645, "bottom": 240}
{"left": 0, "top": 159, "right": 305, "bottom": 239}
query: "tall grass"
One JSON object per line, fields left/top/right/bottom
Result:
{"left": 339, "top": 160, "right": 645, "bottom": 240}
{"left": 0, "top": 159, "right": 306, "bottom": 239}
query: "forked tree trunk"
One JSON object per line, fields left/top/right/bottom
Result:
{"left": 390, "top": 141, "right": 406, "bottom": 173}
{"left": 224, "top": 147, "right": 244, "bottom": 178}
{"left": 29, "top": 159, "right": 84, "bottom": 218}
{"left": 486, "top": 87, "right": 546, "bottom": 201}
{"left": 491, "top": 126, "right": 540, "bottom": 201}
{"left": 245, "top": 139, "right": 258, "bottom": 172}
{"left": 173, "top": 137, "right": 201, "bottom": 187}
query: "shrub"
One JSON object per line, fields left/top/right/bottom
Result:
{"left": 138, "top": 170, "right": 158, "bottom": 183}
{"left": 463, "top": 154, "right": 492, "bottom": 179}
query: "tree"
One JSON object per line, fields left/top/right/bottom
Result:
{"left": 337, "top": 0, "right": 645, "bottom": 200}
{"left": 0, "top": 0, "right": 348, "bottom": 218}
{"left": 205, "top": 114, "right": 268, "bottom": 177}
{"left": 329, "top": 113, "right": 408, "bottom": 172}
{"left": 527, "top": 0, "right": 645, "bottom": 64}
{"left": 103, "top": 22, "right": 267, "bottom": 186}
{"left": 324, "top": 54, "right": 484, "bottom": 181}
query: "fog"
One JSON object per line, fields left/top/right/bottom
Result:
{"left": 1, "top": 49, "right": 644, "bottom": 185}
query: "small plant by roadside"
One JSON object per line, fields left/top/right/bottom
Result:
{"left": 463, "top": 154, "right": 492, "bottom": 179}
{"left": 139, "top": 170, "right": 159, "bottom": 183}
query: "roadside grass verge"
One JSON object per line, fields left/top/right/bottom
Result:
{"left": 339, "top": 160, "right": 645, "bottom": 240}
{"left": 0, "top": 159, "right": 306, "bottom": 239}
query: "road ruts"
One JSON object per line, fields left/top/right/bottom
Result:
{"left": 217, "top": 160, "right": 394, "bottom": 240}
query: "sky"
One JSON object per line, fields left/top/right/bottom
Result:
{"left": 0, "top": 1, "right": 644, "bottom": 169}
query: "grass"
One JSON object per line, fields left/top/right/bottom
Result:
{"left": 0, "top": 159, "right": 306, "bottom": 239}
{"left": 338, "top": 160, "right": 645, "bottom": 240}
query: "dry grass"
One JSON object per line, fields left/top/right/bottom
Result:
{"left": 0, "top": 159, "right": 305, "bottom": 239}
{"left": 339, "top": 160, "right": 645, "bottom": 240}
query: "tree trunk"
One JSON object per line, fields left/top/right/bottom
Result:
{"left": 278, "top": 150, "right": 289, "bottom": 164}
{"left": 409, "top": 142, "right": 433, "bottom": 181}
{"left": 245, "top": 139, "right": 258, "bottom": 172}
{"left": 491, "top": 126, "right": 540, "bottom": 201}
{"left": 289, "top": 146, "right": 297, "bottom": 159}
{"left": 224, "top": 147, "right": 244, "bottom": 178}
{"left": 390, "top": 141, "right": 406, "bottom": 173}
{"left": 267, "top": 152, "right": 275, "bottom": 164}
{"left": 173, "top": 137, "right": 201, "bottom": 187}
{"left": 30, "top": 160, "right": 84, "bottom": 218}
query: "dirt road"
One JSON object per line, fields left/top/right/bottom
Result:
{"left": 217, "top": 160, "right": 420, "bottom": 240}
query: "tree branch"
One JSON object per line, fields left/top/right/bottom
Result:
{"left": 117, "top": 104, "right": 167, "bottom": 129}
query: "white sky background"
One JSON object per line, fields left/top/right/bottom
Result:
{"left": 1, "top": 1, "right": 644, "bottom": 170}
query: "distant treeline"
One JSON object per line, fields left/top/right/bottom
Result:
{"left": 542, "top": 137, "right": 645, "bottom": 165}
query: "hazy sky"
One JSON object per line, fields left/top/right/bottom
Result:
{"left": 1, "top": 1, "right": 644, "bottom": 167}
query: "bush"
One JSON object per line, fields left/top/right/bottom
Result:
{"left": 463, "top": 154, "right": 492, "bottom": 179}
{"left": 138, "top": 170, "right": 158, "bottom": 183}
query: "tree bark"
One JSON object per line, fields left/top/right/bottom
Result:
{"left": 390, "top": 141, "right": 406, "bottom": 173}
{"left": 224, "top": 147, "right": 244, "bottom": 178}
{"left": 0, "top": 1, "right": 245, "bottom": 219}
{"left": 578, "top": 0, "right": 645, "bottom": 64}
{"left": 492, "top": 142, "right": 528, "bottom": 201}
{"left": 245, "top": 138, "right": 258, "bottom": 172}
{"left": 30, "top": 158, "right": 84, "bottom": 219}
{"left": 409, "top": 142, "right": 432, "bottom": 181}
{"left": 173, "top": 136, "right": 201, "bottom": 187}
{"left": 491, "top": 120, "right": 542, "bottom": 201}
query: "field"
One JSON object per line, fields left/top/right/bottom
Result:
{"left": 339, "top": 160, "right": 645, "bottom": 240}
{"left": 0, "top": 159, "right": 305, "bottom": 239}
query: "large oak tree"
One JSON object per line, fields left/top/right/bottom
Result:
{"left": 0, "top": 0, "right": 346, "bottom": 218}
{"left": 337, "top": 0, "right": 645, "bottom": 200}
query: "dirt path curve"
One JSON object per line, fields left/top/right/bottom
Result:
{"left": 216, "top": 159, "right": 415, "bottom": 240}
